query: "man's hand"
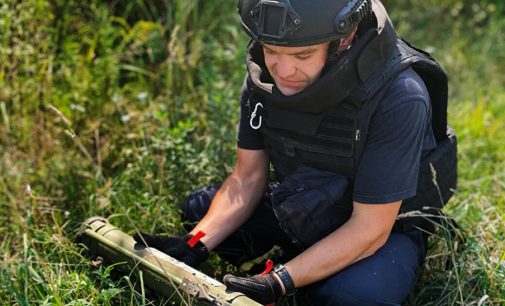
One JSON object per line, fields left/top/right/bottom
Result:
{"left": 133, "top": 232, "right": 209, "bottom": 268}
{"left": 223, "top": 272, "right": 283, "bottom": 304}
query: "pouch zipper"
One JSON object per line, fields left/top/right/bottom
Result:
{"left": 272, "top": 184, "right": 309, "bottom": 201}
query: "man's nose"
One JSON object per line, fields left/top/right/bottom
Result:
{"left": 275, "top": 57, "right": 296, "bottom": 79}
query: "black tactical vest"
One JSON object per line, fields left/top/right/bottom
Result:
{"left": 244, "top": 5, "right": 457, "bottom": 232}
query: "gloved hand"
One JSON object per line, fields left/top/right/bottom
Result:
{"left": 223, "top": 272, "right": 284, "bottom": 305}
{"left": 133, "top": 232, "right": 209, "bottom": 268}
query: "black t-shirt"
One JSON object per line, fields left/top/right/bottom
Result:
{"left": 237, "top": 68, "right": 437, "bottom": 204}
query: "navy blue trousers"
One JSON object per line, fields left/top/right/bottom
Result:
{"left": 182, "top": 185, "right": 427, "bottom": 306}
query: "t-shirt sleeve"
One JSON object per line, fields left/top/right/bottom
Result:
{"left": 352, "top": 71, "right": 433, "bottom": 204}
{"left": 237, "top": 77, "right": 265, "bottom": 150}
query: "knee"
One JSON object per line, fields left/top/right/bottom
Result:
{"left": 182, "top": 183, "right": 220, "bottom": 223}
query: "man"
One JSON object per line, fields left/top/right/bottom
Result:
{"left": 134, "top": 0, "right": 457, "bottom": 305}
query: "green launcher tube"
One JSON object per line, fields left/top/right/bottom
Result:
{"left": 78, "top": 217, "right": 261, "bottom": 306}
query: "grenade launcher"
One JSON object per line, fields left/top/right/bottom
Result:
{"left": 77, "top": 217, "right": 261, "bottom": 306}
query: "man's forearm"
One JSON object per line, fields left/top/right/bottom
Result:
{"left": 284, "top": 219, "right": 386, "bottom": 287}
{"left": 190, "top": 171, "right": 267, "bottom": 251}
{"left": 284, "top": 202, "right": 400, "bottom": 288}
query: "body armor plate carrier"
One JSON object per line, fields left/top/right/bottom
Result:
{"left": 245, "top": 1, "right": 457, "bottom": 233}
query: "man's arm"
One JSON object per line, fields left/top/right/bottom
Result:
{"left": 189, "top": 148, "right": 269, "bottom": 251}
{"left": 284, "top": 201, "right": 401, "bottom": 288}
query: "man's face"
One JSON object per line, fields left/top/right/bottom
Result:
{"left": 263, "top": 42, "right": 329, "bottom": 96}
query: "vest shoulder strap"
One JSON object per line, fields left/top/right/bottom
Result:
{"left": 349, "top": 38, "right": 449, "bottom": 169}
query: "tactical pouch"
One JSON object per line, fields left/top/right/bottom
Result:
{"left": 270, "top": 165, "right": 349, "bottom": 250}
{"left": 394, "top": 130, "right": 458, "bottom": 233}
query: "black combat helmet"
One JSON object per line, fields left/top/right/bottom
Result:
{"left": 237, "top": 0, "right": 372, "bottom": 46}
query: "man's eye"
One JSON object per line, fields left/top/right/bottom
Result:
{"left": 296, "top": 55, "right": 310, "bottom": 60}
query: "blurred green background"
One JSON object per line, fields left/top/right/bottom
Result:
{"left": 0, "top": 0, "right": 504, "bottom": 305}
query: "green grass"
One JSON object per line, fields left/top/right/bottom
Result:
{"left": 1, "top": 0, "right": 504, "bottom": 305}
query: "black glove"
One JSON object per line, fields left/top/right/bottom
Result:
{"left": 133, "top": 232, "right": 209, "bottom": 268}
{"left": 223, "top": 272, "right": 283, "bottom": 305}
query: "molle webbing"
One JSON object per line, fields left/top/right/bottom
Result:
{"left": 259, "top": 103, "right": 359, "bottom": 180}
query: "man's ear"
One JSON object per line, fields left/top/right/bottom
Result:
{"left": 338, "top": 27, "right": 358, "bottom": 53}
